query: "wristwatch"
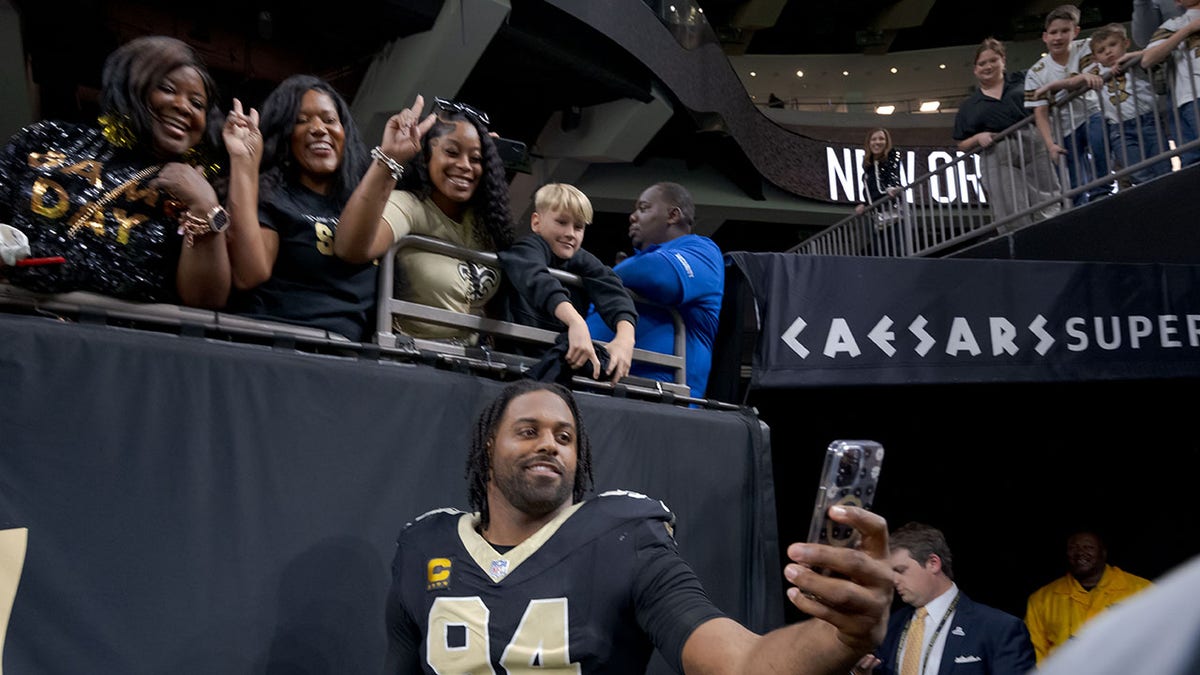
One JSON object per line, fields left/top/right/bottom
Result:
{"left": 178, "top": 205, "right": 230, "bottom": 247}
{"left": 205, "top": 205, "right": 230, "bottom": 234}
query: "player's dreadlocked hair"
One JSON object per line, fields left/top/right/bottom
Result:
{"left": 466, "top": 380, "right": 594, "bottom": 530}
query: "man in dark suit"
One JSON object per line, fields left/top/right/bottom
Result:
{"left": 853, "top": 522, "right": 1035, "bottom": 675}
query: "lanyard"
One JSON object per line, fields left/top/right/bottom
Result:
{"left": 897, "top": 592, "right": 961, "bottom": 675}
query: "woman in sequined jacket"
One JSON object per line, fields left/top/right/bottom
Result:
{"left": 854, "top": 127, "right": 908, "bottom": 255}
{"left": 0, "top": 35, "right": 230, "bottom": 308}
{"left": 854, "top": 127, "right": 903, "bottom": 215}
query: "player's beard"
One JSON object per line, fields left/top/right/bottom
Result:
{"left": 492, "top": 458, "right": 575, "bottom": 520}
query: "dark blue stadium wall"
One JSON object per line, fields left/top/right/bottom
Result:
{"left": 0, "top": 314, "right": 779, "bottom": 674}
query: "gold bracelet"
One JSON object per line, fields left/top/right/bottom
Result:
{"left": 177, "top": 210, "right": 214, "bottom": 248}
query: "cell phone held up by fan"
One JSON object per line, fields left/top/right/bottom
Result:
{"left": 493, "top": 137, "right": 529, "bottom": 173}
{"left": 806, "top": 440, "right": 884, "bottom": 549}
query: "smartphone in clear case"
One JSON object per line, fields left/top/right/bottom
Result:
{"left": 806, "top": 440, "right": 884, "bottom": 547}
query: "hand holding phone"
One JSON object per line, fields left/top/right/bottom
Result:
{"left": 786, "top": 441, "right": 891, "bottom": 656}
{"left": 806, "top": 440, "right": 884, "bottom": 548}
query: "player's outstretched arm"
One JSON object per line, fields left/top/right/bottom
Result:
{"left": 680, "top": 506, "right": 892, "bottom": 675}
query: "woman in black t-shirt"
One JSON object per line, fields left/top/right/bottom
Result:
{"left": 223, "top": 75, "right": 376, "bottom": 341}
{"left": 953, "top": 38, "right": 1062, "bottom": 233}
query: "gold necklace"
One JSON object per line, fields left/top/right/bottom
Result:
{"left": 66, "top": 164, "right": 162, "bottom": 238}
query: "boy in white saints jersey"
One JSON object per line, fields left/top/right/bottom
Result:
{"left": 1142, "top": 0, "right": 1200, "bottom": 167}
{"left": 1091, "top": 24, "right": 1173, "bottom": 184}
{"left": 1026, "top": 4, "right": 1113, "bottom": 203}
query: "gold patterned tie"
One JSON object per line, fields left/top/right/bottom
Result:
{"left": 900, "top": 606, "right": 928, "bottom": 675}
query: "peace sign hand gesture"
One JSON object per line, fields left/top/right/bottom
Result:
{"left": 222, "top": 98, "right": 261, "bottom": 162}
{"left": 380, "top": 94, "right": 437, "bottom": 166}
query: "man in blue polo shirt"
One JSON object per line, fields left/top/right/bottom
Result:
{"left": 586, "top": 182, "right": 723, "bottom": 398}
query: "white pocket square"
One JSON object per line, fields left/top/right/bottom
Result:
{"left": 951, "top": 626, "right": 966, "bottom": 636}
{"left": 954, "top": 655, "right": 982, "bottom": 664}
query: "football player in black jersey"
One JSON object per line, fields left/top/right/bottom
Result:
{"left": 384, "top": 379, "right": 892, "bottom": 674}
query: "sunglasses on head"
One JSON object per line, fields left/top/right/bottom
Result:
{"left": 434, "top": 97, "right": 490, "bottom": 128}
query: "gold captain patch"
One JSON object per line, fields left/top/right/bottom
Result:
{"left": 427, "top": 557, "right": 451, "bottom": 591}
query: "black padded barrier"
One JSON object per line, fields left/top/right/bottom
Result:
{"left": 0, "top": 313, "right": 778, "bottom": 674}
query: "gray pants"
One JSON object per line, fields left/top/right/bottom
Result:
{"left": 980, "top": 127, "right": 1063, "bottom": 234}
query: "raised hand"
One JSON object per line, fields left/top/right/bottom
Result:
{"left": 222, "top": 98, "right": 262, "bottom": 162}
{"left": 380, "top": 94, "right": 438, "bottom": 166}
{"left": 782, "top": 506, "right": 893, "bottom": 656}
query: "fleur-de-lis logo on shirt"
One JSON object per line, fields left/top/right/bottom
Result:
{"left": 459, "top": 262, "right": 498, "bottom": 302}
{"left": 1106, "top": 75, "right": 1131, "bottom": 107}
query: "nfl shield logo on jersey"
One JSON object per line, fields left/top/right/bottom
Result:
{"left": 489, "top": 558, "right": 509, "bottom": 580}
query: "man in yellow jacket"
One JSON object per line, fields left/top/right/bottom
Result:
{"left": 1025, "top": 530, "right": 1153, "bottom": 663}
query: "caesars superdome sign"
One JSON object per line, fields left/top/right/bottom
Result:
{"left": 727, "top": 253, "right": 1200, "bottom": 387}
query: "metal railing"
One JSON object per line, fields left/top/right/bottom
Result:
{"left": 0, "top": 234, "right": 711, "bottom": 405}
{"left": 793, "top": 46, "right": 1200, "bottom": 257}
{"left": 0, "top": 282, "right": 356, "bottom": 345}
{"left": 374, "top": 234, "right": 690, "bottom": 391}
{"left": 0, "top": 276, "right": 727, "bottom": 407}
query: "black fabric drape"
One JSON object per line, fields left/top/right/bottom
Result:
{"left": 0, "top": 313, "right": 778, "bottom": 674}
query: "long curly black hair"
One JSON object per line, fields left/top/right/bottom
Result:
{"left": 256, "top": 74, "right": 370, "bottom": 204}
{"left": 99, "top": 35, "right": 222, "bottom": 161}
{"left": 398, "top": 108, "right": 514, "bottom": 251}
{"left": 465, "top": 380, "right": 594, "bottom": 530}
